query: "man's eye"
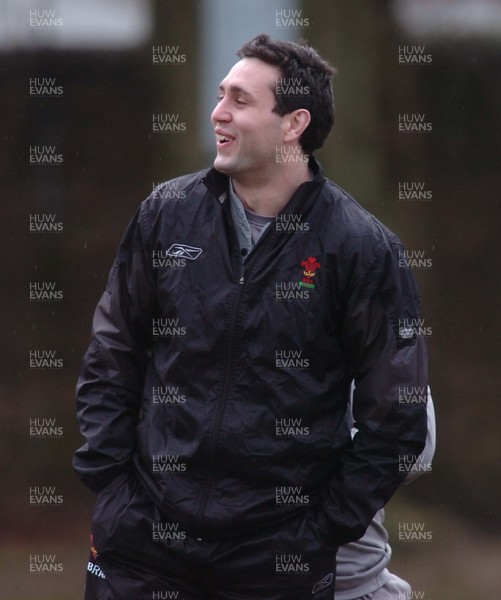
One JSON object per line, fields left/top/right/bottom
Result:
{"left": 215, "top": 95, "right": 246, "bottom": 105}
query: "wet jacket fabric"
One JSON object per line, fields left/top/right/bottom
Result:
{"left": 74, "top": 157, "right": 428, "bottom": 547}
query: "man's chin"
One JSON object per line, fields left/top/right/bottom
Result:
{"left": 213, "top": 156, "right": 234, "bottom": 175}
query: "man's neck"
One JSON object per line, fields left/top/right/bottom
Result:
{"left": 231, "top": 161, "right": 312, "bottom": 217}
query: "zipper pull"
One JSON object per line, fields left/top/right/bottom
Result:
{"left": 238, "top": 265, "right": 246, "bottom": 285}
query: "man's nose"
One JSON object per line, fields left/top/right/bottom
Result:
{"left": 211, "top": 99, "right": 231, "bottom": 125}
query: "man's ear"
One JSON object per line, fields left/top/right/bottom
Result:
{"left": 283, "top": 109, "right": 311, "bottom": 144}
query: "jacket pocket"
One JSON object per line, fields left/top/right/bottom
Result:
{"left": 91, "top": 471, "right": 137, "bottom": 557}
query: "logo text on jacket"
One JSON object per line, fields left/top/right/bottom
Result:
{"left": 165, "top": 243, "right": 202, "bottom": 260}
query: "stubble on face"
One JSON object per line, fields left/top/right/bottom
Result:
{"left": 211, "top": 58, "right": 286, "bottom": 182}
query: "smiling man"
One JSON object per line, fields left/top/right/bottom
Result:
{"left": 74, "top": 34, "right": 429, "bottom": 600}
{"left": 213, "top": 55, "right": 313, "bottom": 217}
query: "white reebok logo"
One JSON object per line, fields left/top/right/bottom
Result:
{"left": 312, "top": 572, "right": 333, "bottom": 594}
{"left": 165, "top": 243, "right": 202, "bottom": 260}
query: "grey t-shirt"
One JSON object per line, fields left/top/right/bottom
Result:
{"left": 228, "top": 179, "right": 274, "bottom": 256}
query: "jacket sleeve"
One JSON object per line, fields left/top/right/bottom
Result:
{"left": 316, "top": 239, "right": 428, "bottom": 546}
{"left": 73, "top": 203, "right": 156, "bottom": 493}
{"left": 347, "top": 384, "right": 436, "bottom": 484}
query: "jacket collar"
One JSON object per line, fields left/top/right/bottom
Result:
{"left": 201, "top": 155, "right": 325, "bottom": 209}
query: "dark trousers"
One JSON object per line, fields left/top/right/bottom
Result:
{"left": 84, "top": 473, "right": 337, "bottom": 600}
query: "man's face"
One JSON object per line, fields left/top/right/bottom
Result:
{"left": 211, "top": 58, "right": 287, "bottom": 179}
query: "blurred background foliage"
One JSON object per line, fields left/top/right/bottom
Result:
{"left": 1, "top": 0, "right": 501, "bottom": 598}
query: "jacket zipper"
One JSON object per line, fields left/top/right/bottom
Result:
{"left": 195, "top": 264, "right": 246, "bottom": 539}
{"left": 194, "top": 221, "right": 278, "bottom": 539}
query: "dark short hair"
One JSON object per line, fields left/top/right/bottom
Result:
{"left": 237, "top": 34, "right": 336, "bottom": 154}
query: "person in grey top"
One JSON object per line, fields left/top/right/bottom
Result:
{"left": 335, "top": 386, "right": 436, "bottom": 600}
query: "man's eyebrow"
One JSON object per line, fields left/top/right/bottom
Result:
{"left": 218, "top": 83, "right": 255, "bottom": 99}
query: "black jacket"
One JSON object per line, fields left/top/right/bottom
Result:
{"left": 74, "top": 158, "right": 428, "bottom": 546}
